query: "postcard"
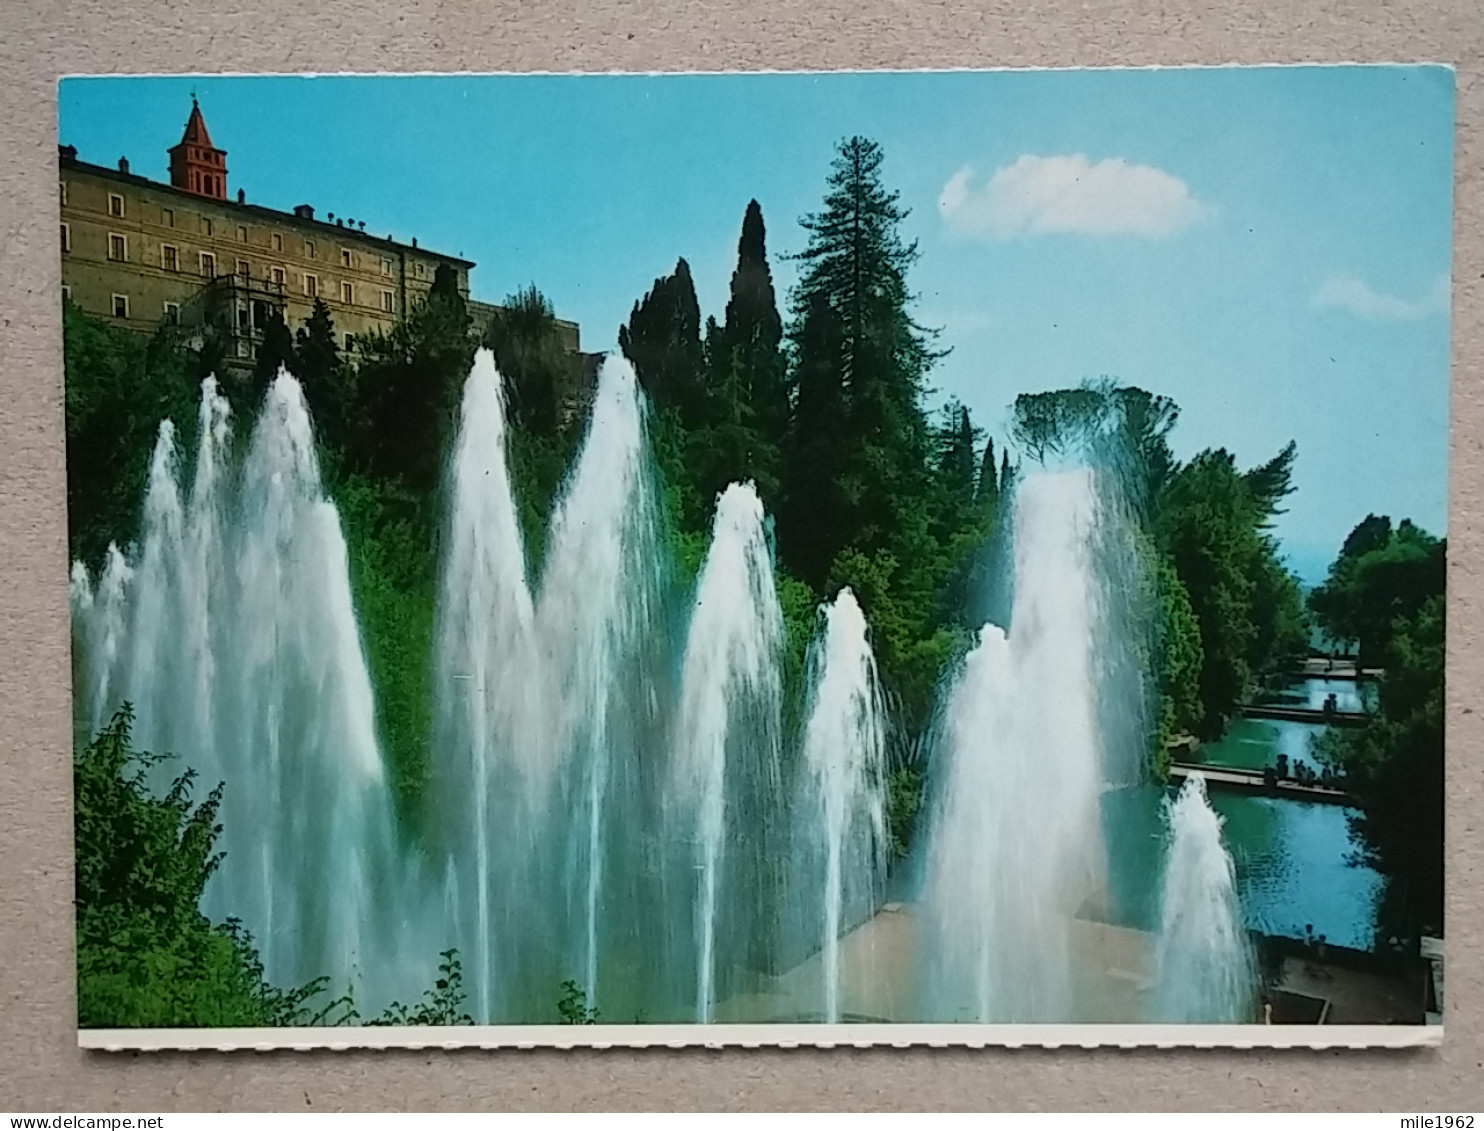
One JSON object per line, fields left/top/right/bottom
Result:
{"left": 58, "top": 65, "right": 1451, "bottom": 1048}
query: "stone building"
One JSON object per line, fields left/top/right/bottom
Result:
{"left": 60, "top": 99, "right": 582, "bottom": 375}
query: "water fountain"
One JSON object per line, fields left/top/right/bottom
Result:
{"left": 795, "top": 587, "right": 888, "bottom": 1022}
{"left": 69, "top": 349, "right": 1265, "bottom": 1029}
{"left": 533, "top": 354, "right": 663, "bottom": 1015}
{"left": 918, "top": 468, "right": 1114, "bottom": 1023}
{"left": 433, "top": 346, "right": 545, "bottom": 1022}
{"left": 1154, "top": 773, "right": 1258, "bottom": 1023}
{"left": 70, "top": 370, "right": 422, "bottom": 1012}
{"left": 671, "top": 481, "right": 785, "bottom": 1022}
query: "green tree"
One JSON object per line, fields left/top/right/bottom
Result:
{"left": 1310, "top": 516, "right": 1445, "bottom": 668}
{"left": 712, "top": 199, "right": 788, "bottom": 497}
{"left": 1156, "top": 451, "right": 1261, "bottom": 737}
{"left": 618, "top": 258, "right": 707, "bottom": 427}
{"left": 1155, "top": 552, "right": 1206, "bottom": 762}
{"left": 74, "top": 707, "right": 331, "bottom": 1028}
{"left": 483, "top": 285, "right": 572, "bottom": 437}
{"left": 351, "top": 290, "right": 476, "bottom": 494}
{"left": 1244, "top": 440, "right": 1298, "bottom": 525}
{"left": 787, "top": 136, "right": 943, "bottom": 566}
{"left": 976, "top": 436, "right": 998, "bottom": 515}
{"left": 938, "top": 402, "right": 979, "bottom": 515}
{"left": 1318, "top": 592, "right": 1444, "bottom": 938}
{"left": 778, "top": 292, "right": 851, "bottom": 589}
{"left": 697, "top": 314, "right": 764, "bottom": 506}
{"left": 294, "top": 298, "right": 350, "bottom": 453}
{"left": 253, "top": 307, "right": 298, "bottom": 395}
{"left": 63, "top": 303, "right": 201, "bottom": 565}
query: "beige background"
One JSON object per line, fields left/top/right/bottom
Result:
{"left": 1, "top": 0, "right": 1479, "bottom": 1111}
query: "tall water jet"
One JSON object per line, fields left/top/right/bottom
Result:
{"left": 70, "top": 543, "right": 133, "bottom": 740}
{"left": 433, "top": 347, "right": 542, "bottom": 1022}
{"left": 229, "top": 372, "right": 400, "bottom": 993}
{"left": 797, "top": 587, "right": 888, "bottom": 1022}
{"left": 673, "top": 482, "right": 784, "bottom": 1022}
{"left": 535, "top": 354, "right": 662, "bottom": 1013}
{"left": 919, "top": 468, "right": 1112, "bottom": 1022}
{"left": 69, "top": 370, "right": 416, "bottom": 1010}
{"left": 1153, "top": 774, "right": 1258, "bottom": 1022}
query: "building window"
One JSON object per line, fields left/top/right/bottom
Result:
{"left": 62, "top": 285, "right": 71, "bottom": 304}
{"left": 381, "top": 290, "right": 394, "bottom": 313}
{"left": 59, "top": 181, "right": 68, "bottom": 207}
{"left": 344, "top": 333, "right": 356, "bottom": 352}
{"left": 304, "top": 273, "right": 318, "bottom": 298}
{"left": 162, "top": 207, "right": 174, "bottom": 227}
{"left": 162, "top": 245, "right": 179, "bottom": 272}
{"left": 108, "top": 233, "right": 127, "bottom": 261}
{"left": 340, "top": 281, "right": 353, "bottom": 305}
{"left": 305, "top": 239, "right": 316, "bottom": 259}
{"left": 237, "top": 304, "right": 250, "bottom": 329}
{"left": 60, "top": 222, "right": 70, "bottom": 253}
{"left": 270, "top": 266, "right": 286, "bottom": 287}
{"left": 163, "top": 301, "right": 180, "bottom": 325}
{"left": 200, "top": 251, "right": 217, "bottom": 277}
{"left": 415, "top": 262, "right": 425, "bottom": 278}
{"left": 237, "top": 225, "right": 248, "bottom": 243}
{"left": 112, "top": 294, "right": 129, "bottom": 319}
{"left": 200, "top": 216, "right": 213, "bottom": 236}
{"left": 379, "top": 256, "right": 392, "bottom": 276}
{"left": 108, "top": 193, "right": 124, "bottom": 218}
{"left": 272, "top": 233, "right": 283, "bottom": 252}
{"left": 236, "top": 259, "right": 250, "bottom": 279}
{"left": 341, "top": 248, "right": 352, "bottom": 268}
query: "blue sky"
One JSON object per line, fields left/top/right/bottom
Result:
{"left": 59, "top": 66, "right": 1454, "bottom": 582}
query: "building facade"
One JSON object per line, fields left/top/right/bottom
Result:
{"left": 60, "top": 100, "right": 580, "bottom": 372}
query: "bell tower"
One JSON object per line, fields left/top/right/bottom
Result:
{"left": 168, "top": 97, "right": 228, "bottom": 200}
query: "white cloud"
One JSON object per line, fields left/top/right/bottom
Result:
{"left": 1312, "top": 273, "right": 1451, "bottom": 322}
{"left": 938, "top": 154, "right": 1210, "bottom": 239}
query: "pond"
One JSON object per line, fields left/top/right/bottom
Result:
{"left": 1103, "top": 785, "right": 1383, "bottom": 953}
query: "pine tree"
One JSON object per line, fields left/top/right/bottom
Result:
{"left": 779, "top": 292, "right": 850, "bottom": 589}
{"left": 999, "top": 447, "right": 1015, "bottom": 496}
{"left": 788, "top": 136, "right": 943, "bottom": 564}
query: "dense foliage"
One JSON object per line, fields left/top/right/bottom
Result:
{"left": 1007, "top": 382, "right": 1309, "bottom": 749}
{"left": 74, "top": 707, "right": 333, "bottom": 1027}
{"left": 1313, "top": 516, "right": 1446, "bottom": 939}
{"left": 75, "top": 705, "right": 472, "bottom": 1027}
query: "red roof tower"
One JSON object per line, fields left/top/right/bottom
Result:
{"left": 168, "top": 98, "right": 228, "bottom": 200}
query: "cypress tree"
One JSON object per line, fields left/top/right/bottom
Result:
{"left": 716, "top": 200, "right": 787, "bottom": 496}
{"left": 618, "top": 258, "right": 706, "bottom": 426}
{"left": 977, "top": 435, "right": 998, "bottom": 513}
{"left": 946, "top": 404, "right": 977, "bottom": 506}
